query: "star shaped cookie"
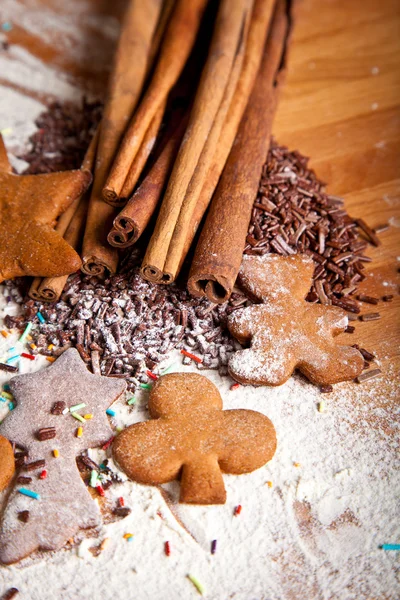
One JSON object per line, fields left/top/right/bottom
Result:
{"left": 0, "top": 135, "right": 91, "bottom": 283}
{"left": 0, "top": 348, "right": 126, "bottom": 564}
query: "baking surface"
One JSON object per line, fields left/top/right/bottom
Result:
{"left": 0, "top": 1, "right": 399, "bottom": 599}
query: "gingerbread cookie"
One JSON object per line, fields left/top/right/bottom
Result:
{"left": 0, "top": 435, "right": 14, "bottom": 491}
{"left": 0, "top": 348, "right": 126, "bottom": 564}
{"left": 113, "top": 372, "right": 276, "bottom": 504}
{"left": 0, "top": 134, "right": 91, "bottom": 283}
{"left": 227, "top": 254, "right": 364, "bottom": 386}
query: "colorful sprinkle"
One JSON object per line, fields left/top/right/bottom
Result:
{"left": 318, "top": 400, "right": 326, "bottom": 413}
{"left": 96, "top": 485, "right": 105, "bottom": 497}
{"left": 181, "top": 349, "right": 202, "bottom": 363}
{"left": 1, "top": 22, "right": 13, "bottom": 32}
{"left": 146, "top": 370, "right": 158, "bottom": 381}
{"left": 234, "top": 505, "right": 242, "bottom": 516}
{"left": 90, "top": 470, "right": 98, "bottom": 488}
{"left": 230, "top": 383, "right": 240, "bottom": 390}
{"left": 1, "top": 330, "right": 9, "bottom": 337}
{"left": 76, "top": 427, "right": 83, "bottom": 438}
{"left": 1, "top": 391, "right": 13, "bottom": 400}
{"left": 29, "top": 343, "right": 37, "bottom": 350}
{"left": 46, "top": 357, "right": 56, "bottom": 363}
{"left": 164, "top": 541, "right": 171, "bottom": 556}
{"left": 106, "top": 408, "right": 116, "bottom": 417}
{"left": 19, "top": 322, "right": 33, "bottom": 343}
{"left": 102, "top": 437, "right": 114, "bottom": 451}
{"left": 266, "top": 481, "right": 273, "bottom": 488}
{"left": 37, "top": 312, "right": 46, "bottom": 324}
{"left": 21, "top": 353, "right": 35, "bottom": 361}
{"left": 187, "top": 574, "right": 204, "bottom": 595}
{"left": 84, "top": 414, "right": 93, "bottom": 420}
{"left": 0, "top": 396, "right": 6, "bottom": 402}
{"left": 48, "top": 344, "right": 54, "bottom": 351}
{"left": 18, "top": 488, "right": 40, "bottom": 500}
{"left": 71, "top": 412, "right": 86, "bottom": 423}
{"left": 39, "top": 470, "right": 47, "bottom": 480}
{"left": 211, "top": 539, "right": 217, "bottom": 554}
{"left": 8, "top": 402, "right": 15, "bottom": 411}
{"left": 161, "top": 363, "right": 175, "bottom": 375}
{"left": 293, "top": 462, "right": 301, "bottom": 468}
{"left": 118, "top": 497, "right": 125, "bottom": 507}
{"left": 381, "top": 544, "right": 400, "bottom": 551}
{"left": 62, "top": 407, "right": 69, "bottom": 415}
{"left": 140, "top": 383, "right": 151, "bottom": 390}
{"left": 123, "top": 533, "right": 134, "bottom": 541}
{"left": 70, "top": 403, "right": 86, "bottom": 412}
{"left": 100, "top": 538, "right": 110, "bottom": 552}
{"left": 7, "top": 355, "right": 20, "bottom": 364}
{"left": 53, "top": 449, "right": 59, "bottom": 458}
{"left": 127, "top": 397, "right": 136, "bottom": 406}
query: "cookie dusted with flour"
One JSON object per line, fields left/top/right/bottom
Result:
{"left": 113, "top": 372, "right": 276, "bottom": 504}
{"left": 0, "top": 435, "right": 14, "bottom": 491}
{"left": 0, "top": 348, "right": 126, "bottom": 565}
{"left": 228, "top": 254, "right": 364, "bottom": 386}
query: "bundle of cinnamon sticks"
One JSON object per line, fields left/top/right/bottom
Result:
{"left": 33, "top": 0, "right": 295, "bottom": 304}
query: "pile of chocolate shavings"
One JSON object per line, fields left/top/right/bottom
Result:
{"left": 3, "top": 103, "right": 383, "bottom": 391}
{"left": 246, "top": 140, "right": 382, "bottom": 313}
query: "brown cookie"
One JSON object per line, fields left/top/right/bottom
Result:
{"left": 0, "top": 435, "right": 14, "bottom": 491}
{"left": 0, "top": 134, "right": 91, "bottom": 283}
{"left": 228, "top": 254, "right": 364, "bottom": 386}
{"left": 113, "top": 372, "right": 277, "bottom": 505}
{"left": 0, "top": 348, "right": 126, "bottom": 565}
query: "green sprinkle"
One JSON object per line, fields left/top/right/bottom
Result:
{"left": 127, "top": 397, "right": 136, "bottom": 406}
{"left": 187, "top": 574, "right": 204, "bottom": 595}
{"left": 161, "top": 363, "right": 176, "bottom": 375}
{"left": 71, "top": 412, "right": 86, "bottom": 423}
{"left": 140, "top": 383, "right": 151, "bottom": 390}
{"left": 116, "top": 426, "right": 123, "bottom": 433}
{"left": 90, "top": 470, "right": 98, "bottom": 488}
{"left": 19, "top": 322, "right": 33, "bottom": 343}
{"left": 1, "top": 391, "right": 13, "bottom": 400}
{"left": 70, "top": 403, "right": 86, "bottom": 412}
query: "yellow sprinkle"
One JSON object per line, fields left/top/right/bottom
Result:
{"left": 123, "top": 533, "right": 133, "bottom": 540}
{"left": 293, "top": 462, "right": 301, "bottom": 468}
{"left": 100, "top": 538, "right": 110, "bottom": 552}
{"left": 318, "top": 400, "right": 326, "bottom": 413}
{"left": 1, "top": 391, "right": 13, "bottom": 400}
{"left": 266, "top": 481, "right": 273, "bottom": 488}
{"left": 84, "top": 414, "right": 93, "bottom": 420}
{"left": 1, "top": 330, "right": 9, "bottom": 338}
{"left": 48, "top": 344, "right": 54, "bottom": 351}
{"left": 26, "top": 334, "right": 32, "bottom": 341}
{"left": 47, "top": 357, "right": 56, "bottom": 363}
{"left": 1, "top": 127, "right": 12, "bottom": 136}
{"left": 53, "top": 449, "right": 60, "bottom": 458}
{"left": 30, "top": 343, "right": 37, "bottom": 350}
{"left": 76, "top": 427, "right": 83, "bottom": 438}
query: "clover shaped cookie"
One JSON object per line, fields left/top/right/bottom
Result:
{"left": 228, "top": 254, "right": 364, "bottom": 387}
{"left": 113, "top": 373, "right": 276, "bottom": 504}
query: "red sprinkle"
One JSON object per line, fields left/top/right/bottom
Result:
{"left": 118, "top": 497, "right": 125, "bottom": 507}
{"left": 230, "top": 383, "right": 240, "bottom": 390}
{"left": 234, "top": 505, "right": 242, "bottom": 516}
{"left": 164, "top": 541, "right": 171, "bottom": 556}
{"left": 181, "top": 349, "right": 202, "bottom": 364}
{"left": 102, "top": 437, "right": 114, "bottom": 451}
{"left": 146, "top": 370, "right": 158, "bottom": 381}
{"left": 21, "top": 353, "right": 35, "bottom": 361}
{"left": 96, "top": 485, "right": 105, "bottom": 497}
{"left": 39, "top": 470, "right": 47, "bottom": 480}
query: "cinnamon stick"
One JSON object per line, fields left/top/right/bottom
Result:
{"left": 103, "top": 0, "right": 209, "bottom": 205}
{"left": 28, "top": 129, "right": 99, "bottom": 302}
{"left": 141, "top": 0, "right": 253, "bottom": 284}
{"left": 32, "top": 195, "right": 89, "bottom": 302}
{"left": 188, "top": 0, "right": 292, "bottom": 303}
{"left": 119, "top": 101, "right": 166, "bottom": 202}
{"left": 81, "top": 0, "right": 163, "bottom": 277}
{"left": 165, "top": 0, "right": 277, "bottom": 279}
{"left": 107, "top": 117, "right": 187, "bottom": 249}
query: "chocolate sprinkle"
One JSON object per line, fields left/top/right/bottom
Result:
{"left": 17, "top": 510, "right": 30, "bottom": 523}
{"left": 1, "top": 589, "right": 19, "bottom": 600}
{"left": 51, "top": 401, "right": 67, "bottom": 415}
{"left": 37, "top": 427, "right": 57, "bottom": 441}
{"left": 24, "top": 459, "right": 46, "bottom": 472}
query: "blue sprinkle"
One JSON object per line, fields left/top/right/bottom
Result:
{"left": 8, "top": 346, "right": 16, "bottom": 352}
{"left": 106, "top": 408, "right": 116, "bottom": 417}
{"left": 1, "top": 22, "right": 13, "bottom": 32}
{"left": 6, "top": 355, "right": 20, "bottom": 364}
{"left": 8, "top": 402, "right": 15, "bottom": 411}
{"left": 18, "top": 488, "right": 40, "bottom": 500}
{"left": 0, "top": 397, "right": 6, "bottom": 402}
{"left": 381, "top": 544, "right": 400, "bottom": 551}
{"left": 37, "top": 312, "right": 46, "bottom": 324}
{"left": 3, "top": 384, "right": 10, "bottom": 391}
